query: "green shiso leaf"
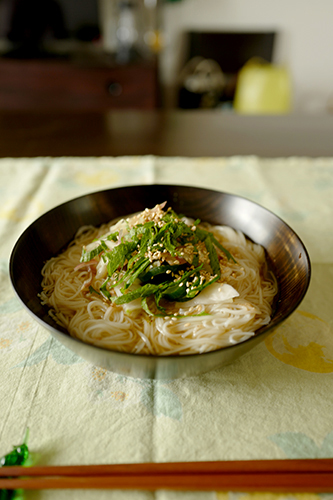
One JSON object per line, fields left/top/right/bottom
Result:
{"left": 80, "top": 204, "right": 236, "bottom": 317}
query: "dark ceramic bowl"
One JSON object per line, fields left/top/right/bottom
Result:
{"left": 10, "top": 185, "right": 311, "bottom": 379}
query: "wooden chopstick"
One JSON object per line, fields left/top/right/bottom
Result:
{"left": 1, "top": 459, "right": 333, "bottom": 492}
{"left": 1, "top": 472, "right": 333, "bottom": 492}
{"left": 2, "top": 458, "right": 333, "bottom": 476}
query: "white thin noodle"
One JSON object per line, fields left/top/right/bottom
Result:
{"left": 40, "top": 221, "right": 278, "bottom": 356}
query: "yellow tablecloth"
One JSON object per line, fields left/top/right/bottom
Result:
{"left": 1, "top": 156, "right": 333, "bottom": 500}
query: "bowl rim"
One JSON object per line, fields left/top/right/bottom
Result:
{"left": 9, "top": 184, "right": 312, "bottom": 361}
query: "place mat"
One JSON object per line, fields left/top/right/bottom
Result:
{"left": 1, "top": 156, "right": 333, "bottom": 500}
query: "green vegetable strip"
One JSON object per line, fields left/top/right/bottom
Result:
{"left": 195, "top": 227, "right": 236, "bottom": 263}
{"left": 141, "top": 296, "right": 156, "bottom": 316}
{"left": 160, "top": 264, "right": 204, "bottom": 301}
{"left": 80, "top": 243, "right": 104, "bottom": 262}
{"left": 106, "top": 232, "right": 119, "bottom": 241}
{"left": 120, "top": 257, "right": 150, "bottom": 291}
{"left": 204, "top": 236, "right": 221, "bottom": 279}
{"left": 161, "top": 230, "right": 175, "bottom": 255}
{"left": 113, "top": 282, "right": 162, "bottom": 304}
{"left": 106, "top": 245, "right": 128, "bottom": 277}
{"left": 100, "top": 278, "right": 112, "bottom": 299}
{"left": 139, "top": 263, "right": 186, "bottom": 283}
{"left": 211, "top": 235, "right": 237, "bottom": 263}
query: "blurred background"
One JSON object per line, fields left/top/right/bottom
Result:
{"left": 0, "top": 0, "right": 332, "bottom": 114}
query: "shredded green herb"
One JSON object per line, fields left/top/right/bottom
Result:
{"left": 79, "top": 204, "right": 235, "bottom": 317}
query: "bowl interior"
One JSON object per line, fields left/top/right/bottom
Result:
{"left": 9, "top": 185, "right": 311, "bottom": 378}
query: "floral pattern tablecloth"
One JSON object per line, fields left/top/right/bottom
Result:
{"left": 1, "top": 156, "right": 333, "bottom": 500}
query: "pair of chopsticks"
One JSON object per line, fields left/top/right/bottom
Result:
{"left": 1, "top": 459, "right": 333, "bottom": 491}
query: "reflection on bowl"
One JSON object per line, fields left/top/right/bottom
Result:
{"left": 10, "top": 185, "right": 311, "bottom": 379}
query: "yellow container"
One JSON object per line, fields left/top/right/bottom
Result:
{"left": 234, "top": 58, "right": 292, "bottom": 114}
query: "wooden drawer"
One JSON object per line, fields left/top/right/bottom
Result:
{"left": 0, "top": 59, "right": 158, "bottom": 110}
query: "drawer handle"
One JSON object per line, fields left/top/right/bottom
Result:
{"left": 106, "top": 82, "right": 123, "bottom": 97}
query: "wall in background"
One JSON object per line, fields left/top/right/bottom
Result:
{"left": 161, "top": 0, "right": 332, "bottom": 113}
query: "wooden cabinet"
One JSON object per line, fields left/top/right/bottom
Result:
{"left": 0, "top": 58, "right": 159, "bottom": 110}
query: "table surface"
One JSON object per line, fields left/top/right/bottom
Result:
{"left": 1, "top": 115, "right": 333, "bottom": 500}
{"left": 1, "top": 110, "right": 333, "bottom": 158}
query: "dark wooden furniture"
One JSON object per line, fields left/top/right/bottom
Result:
{"left": 0, "top": 110, "right": 333, "bottom": 157}
{"left": 0, "top": 58, "right": 158, "bottom": 111}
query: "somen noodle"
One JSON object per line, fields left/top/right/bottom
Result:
{"left": 39, "top": 203, "right": 278, "bottom": 355}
